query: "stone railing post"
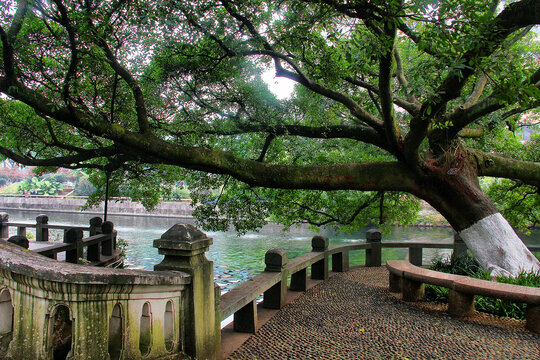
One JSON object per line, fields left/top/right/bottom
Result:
{"left": 7, "top": 235, "right": 29, "bottom": 249}
{"left": 35, "top": 214, "right": 49, "bottom": 242}
{"left": 153, "top": 224, "right": 219, "bottom": 360}
{"left": 365, "top": 228, "right": 382, "bottom": 267}
{"left": 452, "top": 231, "right": 468, "bottom": 260}
{"left": 64, "top": 228, "right": 83, "bottom": 263}
{"left": 263, "top": 249, "right": 288, "bottom": 310}
{"left": 332, "top": 250, "right": 349, "bottom": 272}
{"left": 89, "top": 217, "right": 103, "bottom": 236}
{"left": 0, "top": 213, "right": 9, "bottom": 239}
{"left": 311, "top": 235, "right": 328, "bottom": 280}
{"left": 101, "top": 221, "right": 114, "bottom": 257}
{"left": 87, "top": 217, "right": 103, "bottom": 261}
{"left": 17, "top": 225, "right": 26, "bottom": 237}
{"left": 409, "top": 246, "right": 423, "bottom": 266}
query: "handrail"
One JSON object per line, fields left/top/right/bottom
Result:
{"left": 2, "top": 221, "right": 90, "bottom": 231}
{"left": 0, "top": 213, "right": 120, "bottom": 266}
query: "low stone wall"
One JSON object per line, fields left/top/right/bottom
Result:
{"left": 0, "top": 195, "right": 193, "bottom": 218}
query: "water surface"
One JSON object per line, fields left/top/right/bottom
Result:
{"left": 5, "top": 210, "right": 539, "bottom": 292}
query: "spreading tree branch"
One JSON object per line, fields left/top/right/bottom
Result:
{"left": 0, "top": 145, "right": 120, "bottom": 169}
{"left": 404, "top": 0, "right": 540, "bottom": 166}
{"left": 84, "top": 5, "right": 150, "bottom": 134}
{"left": 378, "top": 9, "right": 402, "bottom": 157}
{"left": 473, "top": 150, "right": 540, "bottom": 187}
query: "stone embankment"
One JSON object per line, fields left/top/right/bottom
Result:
{"left": 0, "top": 194, "right": 193, "bottom": 218}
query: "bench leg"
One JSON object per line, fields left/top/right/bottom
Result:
{"left": 234, "top": 300, "right": 257, "bottom": 333}
{"left": 388, "top": 273, "right": 401, "bottom": 293}
{"left": 448, "top": 289, "right": 474, "bottom": 317}
{"left": 401, "top": 278, "right": 424, "bottom": 302}
{"left": 525, "top": 304, "right": 540, "bottom": 333}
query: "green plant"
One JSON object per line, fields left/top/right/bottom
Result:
{"left": 18, "top": 176, "right": 62, "bottom": 195}
{"left": 429, "top": 254, "right": 486, "bottom": 277}
{"left": 116, "top": 238, "right": 128, "bottom": 268}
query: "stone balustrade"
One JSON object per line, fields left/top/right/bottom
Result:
{"left": 1, "top": 215, "right": 539, "bottom": 359}
{"left": 0, "top": 214, "right": 121, "bottom": 266}
{"left": 219, "top": 229, "right": 540, "bottom": 336}
{"left": 0, "top": 222, "right": 222, "bottom": 360}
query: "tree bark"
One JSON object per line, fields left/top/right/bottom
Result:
{"left": 416, "top": 157, "right": 540, "bottom": 277}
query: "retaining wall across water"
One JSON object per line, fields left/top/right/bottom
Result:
{"left": 0, "top": 195, "right": 193, "bottom": 218}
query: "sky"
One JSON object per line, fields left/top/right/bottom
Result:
{"left": 262, "top": 67, "right": 296, "bottom": 100}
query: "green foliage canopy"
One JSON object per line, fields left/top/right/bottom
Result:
{"left": 0, "top": 0, "right": 539, "bottom": 233}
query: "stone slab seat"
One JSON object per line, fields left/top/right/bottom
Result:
{"left": 387, "top": 260, "right": 463, "bottom": 288}
{"left": 386, "top": 259, "right": 540, "bottom": 334}
{"left": 453, "top": 277, "right": 540, "bottom": 305}
{"left": 0, "top": 239, "right": 191, "bottom": 286}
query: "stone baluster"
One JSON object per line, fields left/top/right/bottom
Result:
{"left": 0, "top": 213, "right": 8, "bottom": 239}
{"left": 290, "top": 267, "right": 308, "bottom": 292}
{"left": 65, "top": 228, "right": 83, "bottom": 263}
{"left": 89, "top": 217, "right": 103, "bottom": 236}
{"left": 263, "top": 248, "right": 288, "bottom": 310}
{"left": 16, "top": 226, "right": 26, "bottom": 237}
{"left": 153, "top": 224, "right": 219, "bottom": 360}
{"left": 332, "top": 249, "right": 349, "bottom": 272}
{"left": 452, "top": 231, "right": 468, "bottom": 260}
{"left": 311, "top": 235, "right": 328, "bottom": 280}
{"left": 87, "top": 217, "right": 103, "bottom": 262}
{"left": 365, "top": 228, "right": 382, "bottom": 267}
{"left": 409, "top": 246, "right": 423, "bottom": 266}
{"left": 101, "top": 221, "right": 114, "bottom": 257}
{"left": 35, "top": 214, "right": 49, "bottom": 242}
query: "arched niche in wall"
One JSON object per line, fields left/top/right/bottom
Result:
{"left": 108, "top": 303, "right": 123, "bottom": 360}
{"left": 0, "top": 288, "right": 14, "bottom": 357}
{"left": 139, "top": 302, "right": 152, "bottom": 356}
{"left": 49, "top": 305, "right": 73, "bottom": 360}
{"left": 164, "top": 300, "right": 175, "bottom": 352}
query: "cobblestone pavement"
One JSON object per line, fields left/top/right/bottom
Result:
{"left": 228, "top": 266, "right": 539, "bottom": 360}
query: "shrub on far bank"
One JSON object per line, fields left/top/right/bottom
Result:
{"left": 424, "top": 255, "right": 540, "bottom": 320}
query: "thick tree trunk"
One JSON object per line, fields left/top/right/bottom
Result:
{"left": 417, "top": 158, "right": 540, "bottom": 277}
{"left": 458, "top": 212, "right": 539, "bottom": 277}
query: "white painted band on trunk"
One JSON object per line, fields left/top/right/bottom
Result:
{"left": 458, "top": 213, "right": 540, "bottom": 277}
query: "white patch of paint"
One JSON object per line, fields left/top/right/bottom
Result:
{"left": 459, "top": 213, "right": 540, "bottom": 277}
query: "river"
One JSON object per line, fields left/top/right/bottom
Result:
{"left": 4, "top": 210, "right": 540, "bottom": 293}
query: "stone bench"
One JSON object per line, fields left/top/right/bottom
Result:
{"left": 386, "top": 260, "right": 540, "bottom": 333}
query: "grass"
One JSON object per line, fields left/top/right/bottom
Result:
{"left": 0, "top": 182, "right": 21, "bottom": 194}
{"left": 424, "top": 254, "right": 540, "bottom": 320}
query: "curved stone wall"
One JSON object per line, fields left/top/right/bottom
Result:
{"left": 0, "top": 240, "right": 191, "bottom": 360}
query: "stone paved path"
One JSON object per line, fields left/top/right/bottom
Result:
{"left": 228, "top": 266, "right": 539, "bottom": 360}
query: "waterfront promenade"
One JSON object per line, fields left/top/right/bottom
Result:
{"left": 223, "top": 266, "right": 539, "bottom": 360}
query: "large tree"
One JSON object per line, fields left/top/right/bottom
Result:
{"left": 0, "top": 0, "right": 539, "bottom": 276}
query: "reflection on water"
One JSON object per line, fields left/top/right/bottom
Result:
{"left": 5, "top": 210, "right": 540, "bottom": 293}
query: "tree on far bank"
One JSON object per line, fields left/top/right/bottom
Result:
{"left": 0, "top": 0, "right": 539, "bottom": 276}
